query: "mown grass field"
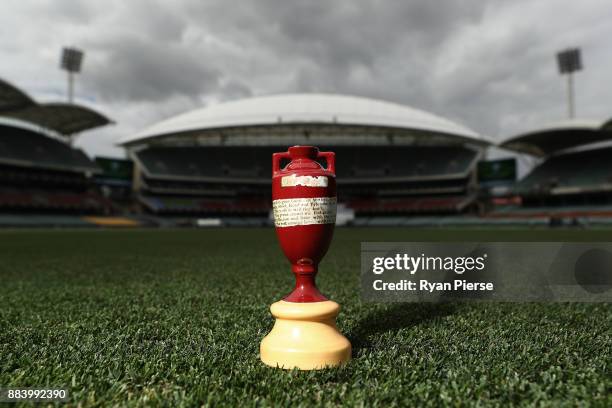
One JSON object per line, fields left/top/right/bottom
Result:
{"left": 0, "top": 228, "right": 610, "bottom": 406}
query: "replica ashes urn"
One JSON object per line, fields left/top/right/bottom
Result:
{"left": 260, "top": 145, "right": 352, "bottom": 370}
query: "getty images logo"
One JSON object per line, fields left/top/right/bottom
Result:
{"left": 372, "top": 253, "right": 488, "bottom": 275}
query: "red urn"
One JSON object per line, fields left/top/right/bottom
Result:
{"left": 272, "top": 145, "right": 337, "bottom": 302}
{"left": 262, "top": 145, "right": 350, "bottom": 370}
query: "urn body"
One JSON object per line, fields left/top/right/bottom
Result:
{"left": 272, "top": 146, "right": 337, "bottom": 302}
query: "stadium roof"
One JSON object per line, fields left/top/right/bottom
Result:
{"left": 120, "top": 93, "right": 487, "bottom": 146}
{"left": 0, "top": 78, "right": 36, "bottom": 111}
{"left": 3, "top": 103, "right": 112, "bottom": 135}
{"left": 500, "top": 119, "right": 612, "bottom": 157}
{"left": 0, "top": 77, "right": 112, "bottom": 135}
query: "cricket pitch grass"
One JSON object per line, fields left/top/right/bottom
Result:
{"left": 1, "top": 228, "right": 610, "bottom": 406}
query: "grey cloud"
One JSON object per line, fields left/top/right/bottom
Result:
{"left": 188, "top": 0, "right": 489, "bottom": 123}
{"left": 35, "top": 1, "right": 102, "bottom": 25}
{"left": 84, "top": 35, "right": 221, "bottom": 102}
{"left": 1, "top": 0, "right": 611, "bottom": 159}
{"left": 218, "top": 80, "right": 253, "bottom": 101}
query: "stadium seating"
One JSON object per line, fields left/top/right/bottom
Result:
{"left": 141, "top": 177, "right": 261, "bottom": 196}
{"left": 0, "top": 124, "right": 112, "bottom": 214}
{"left": 135, "top": 145, "right": 478, "bottom": 181}
{"left": 138, "top": 193, "right": 473, "bottom": 216}
{"left": 0, "top": 126, "right": 97, "bottom": 172}
{"left": 135, "top": 147, "right": 270, "bottom": 179}
{"left": 347, "top": 195, "right": 475, "bottom": 214}
{"left": 338, "top": 146, "right": 476, "bottom": 180}
{"left": 139, "top": 195, "right": 270, "bottom": 214}
{"left": 0, "top": 164, "right": 89, "bottom": 189}
{"left": 516, "top": 146, "right": 612, "bottom": 194}
{"left": 133, "top": 145, "right": 479, "bottom": 216}
{"left": 0, "top": 187, "right": 111, "bottom": 212}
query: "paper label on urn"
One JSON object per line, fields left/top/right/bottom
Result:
{"left": 273, "top": 197, "right": 337, "bottom": 227}
{"left": 281, "top": 174, "right": 328, "bottom": 187}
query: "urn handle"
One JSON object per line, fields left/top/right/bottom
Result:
{"left": 272, "top": 152, "right": 291, "bottom": 176}
{"left": 317, "top": 151, "right": 335, "bottom": 174}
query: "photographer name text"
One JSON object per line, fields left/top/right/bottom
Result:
{"left": 371, "top": 254, "right": 494, "bottom": 292}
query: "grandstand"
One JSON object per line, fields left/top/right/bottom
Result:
{"left": 120, "top": 93, "right": 489, "bottom": 218}
{"left": 0, "top": 122, "right": 111, "bottom": 213}
{"left": 0, "top": 78, "right": 113, "bottom": 214}
{"left": 498, "top": 119, "right": 612, "bottom": 216}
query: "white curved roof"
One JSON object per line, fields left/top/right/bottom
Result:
{"left": 501, "top": 118, "right": 611, "bottom": 156}
{"left": 0, "top": 77, "right": 112, "bottom": 135}
{"left": 120, "top": 93, "right": 485, "bottom": 145}
{"left": 511, "top": 118, "right": 604, "bottom": 136}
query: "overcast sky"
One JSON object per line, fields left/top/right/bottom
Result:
{"left": 1, "top": 0, "right": 611, "bottom": 158}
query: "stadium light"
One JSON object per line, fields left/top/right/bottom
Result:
{"left": 556, "top": 48, "right": 582, "bottom": 119}
{"left": 60, "top": 47, "right": 85, "bottom": 104}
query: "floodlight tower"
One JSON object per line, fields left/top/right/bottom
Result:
{"left": 556, "top": 48, "right": 582, "bottom": 119}
{"left": 60, "top": 47, "right": 84, "bottom": 104}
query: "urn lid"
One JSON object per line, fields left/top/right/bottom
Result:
{"left": 288, "top": 145, "right": 318, "bottom": 160}
{"left": 273, "top": 145, "right": 335, "bottom": 176}
{"left": 283, "top": 146, "right": 325, "bottom": 172}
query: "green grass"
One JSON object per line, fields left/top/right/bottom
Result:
{"left": 0, "top": 228, "right": 610, "bottom": 407}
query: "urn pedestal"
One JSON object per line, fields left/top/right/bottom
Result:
{"left": 260, "top": 146, "right": 351, "bottom": 370}
{"left": 260, "top": 300, "right": 351, "bottom": 370}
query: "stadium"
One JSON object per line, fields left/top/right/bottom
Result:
{"left": 1, "top": 47, "right": 611, "bottom": 407}
{"left": 0, "top": 78, "right": 108, "bottom": 210}
{"left": 3, "top": 83, "right": 612, "bottom": 228}
{"left": 119, "top": 93, "right": 492, "bottom": 225}
{"left": 500, "top": 119, "right": 612, "bottom": 215}
{"left": 0, "top": 77, "right": 136, "bottom": 226}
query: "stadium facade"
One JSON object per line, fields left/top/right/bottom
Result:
{"left": 119, "top": 93, "right": 491, "bottom": 221}
{"left": 0, "top": 78, "right": 114, "bottom": 215}
{"left": 495, "top": 118, "right": 612, "bottom": 219}
{"left": 3, "top": 77, "right": 612, "bottom": 228}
